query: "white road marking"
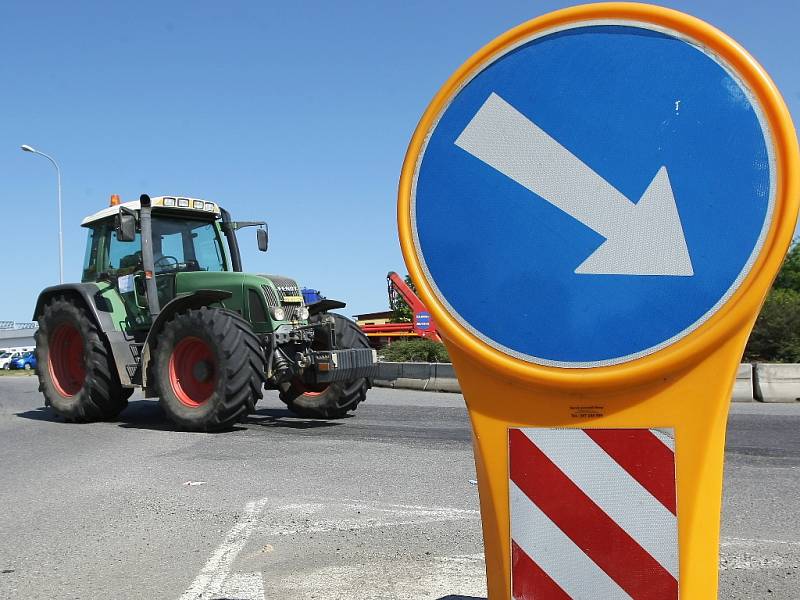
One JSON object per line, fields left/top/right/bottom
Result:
{"left": 180, "top": 497, "right": 483, "bottom": 600}
{"left": 434, "top": 553, "right": 485, "bottom": 564}
{"left": 260, "top": 500, "right": 480, "bottom": 536}
{"left": 720, "top": 554, "right": 784, "bottom": 571}
{"left": 719, "top": 537, "right": 798, "bottom": 571}
{"left": 272, "top": 555, "right": 488, "bottom": 600}
{"left": 178, "top": 497, "right": 269, "bottom": 600}
{"left": 721, "top": 536, "right": 800, "bottom": 547}
{"left": 218, "top": 572, "right": 265, "bottom": 600}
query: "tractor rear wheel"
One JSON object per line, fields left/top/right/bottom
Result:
{"left": 153, "top": 307, "right": 265, "bottom": 431}
{"left": 35, "top": 296, "right": 129, "bottom": 421}
{"left": 279, "top": 313, "right": 371, "bottom": 419}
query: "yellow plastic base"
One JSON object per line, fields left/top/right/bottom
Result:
{"left": 448, "top": 319, "right": 754, "bottom": 599}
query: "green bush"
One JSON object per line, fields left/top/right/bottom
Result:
{"left": 744, "top": 288, "right": 800, "bottom": 363}
{"left": 744, "top": 241, "right": 800, "bottom": 362}
{"left": 380, "top": 339, "right": 450, "bottom": 363}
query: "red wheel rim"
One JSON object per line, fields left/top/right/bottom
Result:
{"left": 293, "top": 377, "right": 329, "bottom": 397}
{"left": 303, "top": 387, "right": 328, "bottom": 397}
{"left": 168, "top": 337, "right": 217, "bottom": 407}
{"left": 48, "top": 324, "right": 86, "bottom": 397}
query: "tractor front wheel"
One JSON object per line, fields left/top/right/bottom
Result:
{"left": 153, "top": 307, "right": 265, "bottom": 431}
{"left": 279, "top": 313, "right": 371, "bottom": 419}
{"left": 35, "top": 296, "right": 129, "bottom": 421}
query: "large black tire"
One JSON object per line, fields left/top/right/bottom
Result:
{"left": 153, "top": 307, "right": 265, "bottom": 432}
{"left": 280, "top": 313, "right": 371, "bottom": 419}
{"left": 35, "top": 295, "right": 130, "bottom": 421}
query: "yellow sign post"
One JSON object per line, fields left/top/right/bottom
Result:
{"left": 398, "top": 4, "right": 798, "bottom": 598}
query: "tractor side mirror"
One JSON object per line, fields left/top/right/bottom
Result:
{"left": 257, "top": 227, "right": 268, "bottom": 252}
{"left": 115, "top": 207, "right": 137, "bottom": 243}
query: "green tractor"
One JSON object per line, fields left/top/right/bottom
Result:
{"left": 33, "top": 194, "right": 377, "bottom": 431}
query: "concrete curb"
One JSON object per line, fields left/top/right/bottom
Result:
{"left": 375, "top": 362, "right": 798, "bottom": 403}
{"left": 754, "top": 363, "right": 800, "bottom": 403}
{"left": 733, "top": 364, "right": 754, "bottom": 402}
{"left": 375, "top": 362, "right": 459, "bottom": 393}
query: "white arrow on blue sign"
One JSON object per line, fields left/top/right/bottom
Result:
{"left": 411, "top": 23, "right": 775, "bottom": 367}
{"left": 455, "top": 92, "right": 693, "bottom": 277}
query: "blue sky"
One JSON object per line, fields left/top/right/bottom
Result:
{"left": 1, "top": 0, "right": 798, "bottom": 322}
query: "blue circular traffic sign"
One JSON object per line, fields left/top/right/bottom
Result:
{"left": 411, "top": 22, "right": 776, "bottom": 367}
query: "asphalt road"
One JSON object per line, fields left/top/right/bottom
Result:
{"left": 0, "top": 375, "right": 797, "bottom": 599}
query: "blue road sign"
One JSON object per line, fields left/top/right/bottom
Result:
{"left": 412, "top": 23, "right": 775, "bottom": 367}
{"left": 415, "top": 311, "right": 432, "bottom": 331}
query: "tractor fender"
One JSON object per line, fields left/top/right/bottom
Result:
{"left": 34, "top": 283, "right": 115, "bottom": 328}
{"left": 139, "top": 289, "right": 233, "bottom": 389}
{"left": 32, "top": 283, "right": 137, "bottom": 387}
{"left": 307, "top": 298, "right": 347, "bottom": 317}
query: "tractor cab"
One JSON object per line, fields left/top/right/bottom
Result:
{"left": 82, "top": 197, "right": 227, "bottom": 323}
{"left": 80, "top": 195, "right": 266, "bottom": 331}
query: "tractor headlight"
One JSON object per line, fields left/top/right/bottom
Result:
{"left": 270, "top": 307, "right": 286, "bottom": 321}
{"left": 298, "top": 306, "right": 310, "bottom": 320}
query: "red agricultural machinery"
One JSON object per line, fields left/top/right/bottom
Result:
{"left": 359, "top": 272, "right": 441, "bottom": 343}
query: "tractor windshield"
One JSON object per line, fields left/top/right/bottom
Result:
{"left": 151, "top": 217, "right": 227, "bottom": 274}
{"left": 82, "top": 214, "right": 229, "bottom": 281}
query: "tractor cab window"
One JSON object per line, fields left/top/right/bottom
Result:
{"left": 82, "top": 226, "right": 110, "bottom": 281}
{"left": 82, "top": 215, "right": 227, "bottom": 280}
{"left": 108, "top": 229, "right": 142, "bottom": 274}
{"left": 82, "top": 222, "right": 142, "bottom": 280}
{"left": 151, "top": 217, "right": 226, "bottom": 274}
{"left": 82, "top": 227, "right": 97, "bottom": 281}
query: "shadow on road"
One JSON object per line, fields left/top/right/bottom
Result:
{"left": 245, "top": 407, "right": 343, "bottom": 430}
{"left": 117, "top": 400, "right": 250, "bottom": 432}
{"left": 14, "top": 400, "right": 238, "bottom": 432}
{"left": 15, "top": 401, "right": 342, "bottom": 433}
{"left": 436, "top": 596, "right": 486, "bottom": 600}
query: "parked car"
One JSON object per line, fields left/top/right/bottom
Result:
{"left": 9, "top": 351, "right": 37, "bottom": 371}
{"left": 0, "top": 351, "right": 24, "bottom": 370}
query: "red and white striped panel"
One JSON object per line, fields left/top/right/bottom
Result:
{"left": 509, "top": 428, "right": 678, "bottom": 600}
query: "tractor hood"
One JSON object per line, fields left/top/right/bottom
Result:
{"left": 175, "top": 271, "right": 306, "bottom": 331}
{"left": 257, "top": 274, "right": 304, "bottom": 304}
{"left": 174, "top": 272, "right": 303, "bottom": 306}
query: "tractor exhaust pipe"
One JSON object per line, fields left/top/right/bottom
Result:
{"left": 139, "top": 194, "right": 161, "bottom": 317}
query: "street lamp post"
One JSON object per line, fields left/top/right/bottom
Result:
{"left": 21, "top": 144, "right": 63, "bottom": 284}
